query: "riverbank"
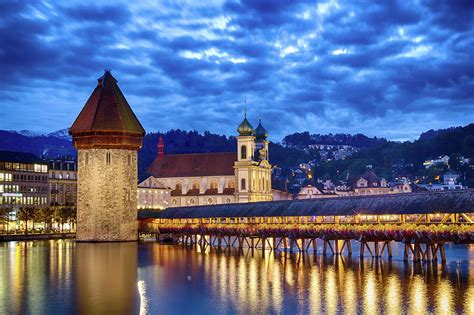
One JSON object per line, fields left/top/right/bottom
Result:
{"left": 0, "top": 233, "right": 76, "bottom": 242}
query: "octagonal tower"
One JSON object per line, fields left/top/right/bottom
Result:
{"left": 69, "top": 71, "right": 145, "bottom": 241}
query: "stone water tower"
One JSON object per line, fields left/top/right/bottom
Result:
{"left": 69, "top": 71, "right": 145, "bottom": 241}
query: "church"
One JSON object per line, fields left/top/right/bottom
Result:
{"left": 138, "top": 114, "right": 273, "bottom": 209}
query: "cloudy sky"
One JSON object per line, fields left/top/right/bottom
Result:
{"left": 1, "top": 0, "right": 473, "bottom": 141}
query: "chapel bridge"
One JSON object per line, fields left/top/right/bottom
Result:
{"left": 138, "top": 189, "right": 474, "bottom": 263}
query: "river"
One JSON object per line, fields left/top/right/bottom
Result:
{"left": 0, "top": 240, "right": 473, "bottom": 314}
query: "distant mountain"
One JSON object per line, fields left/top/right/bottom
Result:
{"left": 282, "top": 132, "right": 387, "bottom": 148}
{"left": 47, "top": 129, "right": 71, "bottom": 140}
{"left": 0, "top": 130, "right": 75, "bottom": 158}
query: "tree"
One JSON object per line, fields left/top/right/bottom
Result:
{"left": 55, "top": 205, "right": 76, "bottom": 232}
{"left": 17, "top": 207, "right": 37, "bottom": 235}
{"left": 0, "top": 208, "right": 9, "bottom": 233}
{"left": 37, "top": 207, "right": 54, "bottom": 232}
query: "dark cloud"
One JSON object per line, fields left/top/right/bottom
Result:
{"left": 0, "top": 0, "right": 472, "bottom": 141}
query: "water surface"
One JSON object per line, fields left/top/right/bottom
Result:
{"left": 1, "top": 240, "right": 473, "bottom": 314}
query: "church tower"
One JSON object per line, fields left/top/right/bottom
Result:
{"left": 69, "top": 71, "right": 145, "bottom": 241}
{"left": 234, "top": 113, "right": 272, "bottom": 203}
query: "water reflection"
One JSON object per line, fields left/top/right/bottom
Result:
{"left": 0, "top": 241, "right": 473, "bottom": 314}
{"left": 75, "top": 242, "right": 138, "bottom": 314}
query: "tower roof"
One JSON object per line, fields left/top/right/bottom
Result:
{"left": 254, "top": 117, "right": 268, "bottom": 140}
{"left": 69, "top": 71, "right": 145, "bottom": 135}
{"left": 237, "top": 114, "right": 254, "bottom": 136}
{"left": 69, "top": 71, "right": 145, "bottom": 150}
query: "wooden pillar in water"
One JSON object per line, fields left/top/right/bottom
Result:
{"left": 347, "top": 240, "right": 352, "bottom": 255}
{"left": 360, "top": 241, "right": 365, "bottom": 258}
{"left": 439, "top": 243, "right": 446, "bottom": 262}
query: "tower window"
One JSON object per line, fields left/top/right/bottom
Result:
{"left": 85, "top": 153, "right": 89, "bottom": 165}
{"left": 241, "top": 145, "right": 247, "bottom": 159}
{"left": 241, "top": 178, "right": 246, "bottom": 190}
{"left": 128, "top": 154, "right": 131, "bottom": 166}
{"left": 106, "top": 152, "right": 111, "bottom": 165}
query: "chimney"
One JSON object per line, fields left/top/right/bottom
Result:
{"left": 158, "top": 136, "right": 165, "bottom": 160}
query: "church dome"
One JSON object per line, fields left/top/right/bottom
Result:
{"left": 237, "top": 114, "right": 254, "bottom": 136}
{"left": 254, "top": 118, "right": 268, "bottom": 140}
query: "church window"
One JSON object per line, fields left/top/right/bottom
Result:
{"left": 172, "top": 199, "right": 178, "bottom": 205}
{"left": 210, "top": 181, "right": 218, "bottom": 189}
{"left": 241, "top": 145, "right": 247, "bottom": 159}
{"left": 192, "top": 182, "right": 200, "bottom": 190}
{"left": 175, "top": 183, "right": 182, "bottom": 191}
{"left": 106, "top": 152, "right": 111, "bottom": 165}
{"left": 228, "top": 181, "right": 235, "bottom": 189}
{"left": 226, "top": 198, "right": 232, "bottom": 203}
{"left": 241, "top": 178, "right": 246, "bottom": 190}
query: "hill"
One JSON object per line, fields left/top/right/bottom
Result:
{"left": 1, "top": 124, "right": 473, "bottom": 186}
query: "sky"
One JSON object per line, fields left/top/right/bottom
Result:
{"left": 0, "top": 0, "right": 473, "bottom": 141}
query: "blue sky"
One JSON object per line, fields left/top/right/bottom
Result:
{"left": 1, "top": 0, "right": 473, "bottom": 141}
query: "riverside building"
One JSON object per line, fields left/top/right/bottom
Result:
{"left": 143, "top": 115, "right": 273, "bottom": 208}
{"left": 0, "top": 150, "right": 49, "bottom": 213}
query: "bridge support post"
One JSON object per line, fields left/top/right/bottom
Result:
{"left": 360, "top": 241, "right": 365, "bottom": 258}
{"left": 439, "top": 243, "right": 446, "bottom": 262}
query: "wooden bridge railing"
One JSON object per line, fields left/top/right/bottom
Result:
{"left": 139, "top": 212, "right": 474, "bottom": 263}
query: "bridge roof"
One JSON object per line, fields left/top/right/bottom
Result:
{"left": 139, "top": 189, "right": 474, "bottom": 219}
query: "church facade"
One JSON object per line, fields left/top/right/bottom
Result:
{"left": 139, "top": 115, "right": 272, "bottom": 209}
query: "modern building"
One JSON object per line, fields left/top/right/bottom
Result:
{"left": 0, "top": 150, "right": 49, "bottom": 213}
{"left": 48, "top": 159, "right": 77, "bottom": 206}
{"left": 144, "top": 115, "right": 273, "bottom": 208}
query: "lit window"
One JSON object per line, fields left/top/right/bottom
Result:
{"left": 241, "top": 178, "right": 246, "bottom": 190}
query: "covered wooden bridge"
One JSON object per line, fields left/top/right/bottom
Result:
{"left": 139, "top": 189, "right": 474, "bottom": 262}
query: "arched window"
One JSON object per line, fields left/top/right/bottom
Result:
{"left": 210, "top": 181, "right": 218, "bottom": 189}
{"left": 175, "top": 183, "right": 182, "bottom": 191}
{"left": 241, "top": 145, "right": 247, "bottom": 159}
{"left": 228, "top": 181, "right": 235, "bottom": 189}
{"left": 241, "top": 178, "right": 246, "bottom": 190}
{"left": 192, "top": 182, "right": 200, "bottom": 190}
{"left": 106, "top": 152, "right": 111, "bottom": 165}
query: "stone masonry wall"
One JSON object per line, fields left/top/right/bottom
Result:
{"left": 77, "top": 149, "right": 138, "bottom": 241}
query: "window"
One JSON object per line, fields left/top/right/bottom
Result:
{"left": 228, "top": 181, "right": 235, "bottom": 189}
{"left": 241, "top": 178, "right": 246, "bottom": 190}
{"left": 128, "top": 154, "right": 131, "bottom": 166}
{"left": 175, "top": 183, "right": 182, "bottom": 191}
{"left": 192, "top": 182, "right": 200, "bottom": 190}
{"left": 85, "top": 152, "right": 89, "bottom": 165}
{"left": 210, "top": 181, "right": 218, "bottom": 189}
{"left": 241, "top": 145, "right": 247, "bottom": 159}
{"left": 106, "top": 152, "right": 111, "bottom": 165}
{"left": 207, "top": 198, "right": 213, "bottom": 204}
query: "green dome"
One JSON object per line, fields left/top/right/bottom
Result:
{"left": 255, "top": 118, "right": 268, "bottom": 140}
{"left": 237, "top": 115, "right": 254, "bottom": 136}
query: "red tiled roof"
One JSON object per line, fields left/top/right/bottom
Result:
{"left": 69, "top": 71, "right": 145, "bottom": 135}
{"left": 147, "top": 152, "right": 236, "bottom": 178}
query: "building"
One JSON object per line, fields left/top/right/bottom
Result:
{"left": 69, "top": 70, "right": 145, "bottom": 241}
{"left": 296, "top": 184, "right": 337, "bottom": 199}
{"left": 48, "top": 159, "right": 77, "bottom": 206}
{"left": 423, "top": 155, "right": 450, "bottom": 169}
{"left": 418, "top": 170, "right": 466, "bottom": 191}
{"left": 137, "top": 176, "right": 171, "bottom": 210}
{"left": 348, "top": 170, "right": 391, "bottom": 196}
{"left": 0, "top": 150, "right": 49, "bottom": 214}
{"left": 144, "top": 115, "right": 272, "bottom": 207}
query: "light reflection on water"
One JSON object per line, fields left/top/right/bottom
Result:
{"left": 0, "top": 241, "right": 473, "bottom": 314}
